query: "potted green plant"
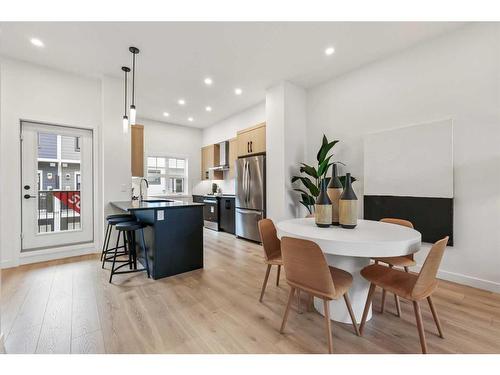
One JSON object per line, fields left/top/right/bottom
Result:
{"left": 291, "top": 135, "right": 355, "bottom": 214}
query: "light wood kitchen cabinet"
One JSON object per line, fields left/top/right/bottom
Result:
{"left": 228, "top": 137, "right": 238, "bottom": 179}
{"left": 131, "top": 124, "right": 144, "bottom": 177}
{"left": 201, "top": 144, "right": 223, "bottom": 180}
{"left": 236, "top": 122, "right": 266, "bottom": 157}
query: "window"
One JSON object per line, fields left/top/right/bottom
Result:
{"left": 147, "top": 156, "right": 188, "bottom": 195}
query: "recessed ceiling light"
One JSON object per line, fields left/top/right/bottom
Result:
{"left": 188, "top": 117, "right": 194, "bottom": 122}
{"left": 205, "top": 106, "right": 212, "bottom": 112}
{"left": 234, "top": 88, "right": 242, "bottom": 95}
{"left": 204, "top": 77, "right": 213, "bottom": 85}
{"left": 325, "top": 46, "right": 335, "bottom": 56}
{"left": 163, "top": 112, "right": 170, "bottom": 117}
{"left": 30, "top": 38, "right": 44, "bottom": 48}
{"left": 178, "top": 99, "right": 186, "bottom": 105}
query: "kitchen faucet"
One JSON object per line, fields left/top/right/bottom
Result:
{"left": 139, "top": 178, "right": 149, "bottom": 201}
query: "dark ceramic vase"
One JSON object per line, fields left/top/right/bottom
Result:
{"left": 339, "top": 173, "right": 358, "bottom": 229}
{"left": 315, "top": 179, "right": 332, "bottom": 228}
{"left": 327, "top": 164, "right": 343, "bottom": 226}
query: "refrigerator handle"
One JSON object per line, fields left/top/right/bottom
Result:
{"left": 246, "top": 160, "right": 251, "bottom": 204}
{"left": 243, "top": 160, "right": 248, "bottom": 204}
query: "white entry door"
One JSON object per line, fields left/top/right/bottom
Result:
{"left": 21, "top": 121, "right": 94, "bottom": 251}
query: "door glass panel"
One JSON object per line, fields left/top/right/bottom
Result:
{"left": 37, "top": 132, "right": 81, "bottom": 233}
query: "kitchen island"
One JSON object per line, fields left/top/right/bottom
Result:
{"left": 110, "top": 199, "right": 204, "bottom": 280}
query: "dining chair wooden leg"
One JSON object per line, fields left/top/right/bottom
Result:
{"left": 307, "top": 293, "right": 314, "bottom": 312}
{"left": 323, "top": 299, "right": 333, "bottom": 354}
{"left": 427, "top": 296, "right": 444, "bottom": 338}
{"left": 394, "top": 294, "right": 402, "bottom": 317}
{"left": 297, "top": 289, "right": 302, "bottom": 314}
{"left": 276, "top": 265, "right": 281, "bottom": 286}
{"left": 343, "top": 293, "right": 360, "bottom": 336}
{"left": 360, "top": 283, "right": 376, "bottom": 336}
{"left": 412, "top": 300, "right": 428, "bottom": 354}
{"left": 259, "top": 264, "right": 272, "bottom": 302}
{"left": 380, "top": 289, "right": 387, "bottom": 313}
{"left": 280, "top": 287, "right": 296, "bottom": 333}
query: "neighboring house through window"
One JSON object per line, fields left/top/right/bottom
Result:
{"left": 147, "top": 156, "right": 188, "bottom": 195}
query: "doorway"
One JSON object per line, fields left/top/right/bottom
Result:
{"left": 21, "top": 121, "right": 94, "bottom": 251}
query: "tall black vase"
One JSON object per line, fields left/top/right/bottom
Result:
{"left": 315, "top": 179, "right": 332, "bottom": 228}
{"left": 327, "top": 164, "right": 343, "bottom": 226}
{"left": 339, "top": 173, "right": 358, "bottom": 229}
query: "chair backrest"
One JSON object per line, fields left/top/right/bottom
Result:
{"left": 257, "top": 219, "right": 281, "bottom": 261}
{"left": 380, "top": 218, "right": 414, "bottom": 229}
{"left": 281, "top": 237, "right": 336, "bottom": 299}
{"left": 412, "top": 236, "right": 449, "bottom": 298}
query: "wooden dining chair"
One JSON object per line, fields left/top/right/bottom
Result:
{"left": 257, "top": 219, "right": 284, "bottom": 302}
{"left": 280, "top": 236, "right": 360, "bottom": 354}
{"left": 360, "top": 236, "right": 449, "bottom": 354}
{"left": 372, "top": 218, "right": 417, "bottom": 317}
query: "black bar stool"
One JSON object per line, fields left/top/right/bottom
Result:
{"left": 101, "top": 214, "right": 133, "bottom": 268}
{"left": 109, "top": 221, "right": 151, "bottom": 283}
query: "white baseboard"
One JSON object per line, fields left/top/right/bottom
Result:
{"left": 413, "top": 264, "right": 500, "bottom": 294}
{"left": 0, "top": 332, "right": 5, "bottom": 354}
{"left": 18, "top": 244, "right": 98, "bottom": 265}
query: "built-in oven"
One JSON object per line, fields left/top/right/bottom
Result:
{"left": 203, "top": 196, "right": 219, "bottom": 231}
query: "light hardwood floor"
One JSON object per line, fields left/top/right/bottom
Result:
{"left": 1, "top": 229, "right": 500, "bottom": 354}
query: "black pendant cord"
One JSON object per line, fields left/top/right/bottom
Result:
{"left": 121, "top": 66, "right": 131, "bottom": 118}
{"left": 129, "top": 46, "right": 140, "bottom": 108}
{"left": 131, "top": 52, "right": 135, "bottom": 106}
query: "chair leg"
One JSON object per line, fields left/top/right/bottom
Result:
{"left": 276, "top": 265, "right": 281, "bottom": 286}
{"left": 323, "top": 299, "right": 333, "bottom": 354}
{"left": 394, "top": 294, "right": 402, "bottom": 317}
{"left": 412, "top": 300, "right": 428, "bottom": 354}
{"left": 297, "top": 289, "right": 302, "bottom": 314}
{"left": 100, "top": 224, "right": 110, "bottom": 261}
{"left": 380, "top": 289, "right": 387, "bottom": 313}
{"left": 109, "top": 231, "right": 122, "bottom": 283}
{"left": 280, "top": 287, "right": 295, "bottom": 333}
{"left": 343, "top": 293, "right": 360, "bottom": 336}
{"left": 307, "top": 293, "right": 314, "bottom": 312}
{"left": 360, "top": 283, "right": 376, "bottom": 336}
{"left": 259, "top": 264, "right": 272, "bottom": 302}
{"left": 140, "top": 228, "right": 151, "bottom": 278}
{"left": 427, "top": 296, "right": 444, "bottom": 338}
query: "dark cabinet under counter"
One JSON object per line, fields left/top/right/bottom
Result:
{"left": 110, "top": 200, "right": 203, "bottom": 280}
{"left": 219, "top": 196, "right": 235, "bottom": 234}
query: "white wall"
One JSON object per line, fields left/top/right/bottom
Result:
{"left": 202, "top": 102, "right": 265, "bottom": 146}
{"left": 137, "top": 117, "right": 202, "bottom": 197}
{"left": 196, "top": 102, "right": 266, "bottom": 195}
{"left": 307, "top": 23, "right": 500, "bottom": 292}
{"left": 266, "top": 81, "right": 307, "bottom": 221}
{"left": 0, "top": 57, "right": 104, "bottom": 268}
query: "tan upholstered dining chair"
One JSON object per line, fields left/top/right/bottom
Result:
{"left": 360, "top": 236, "right": 449, "bottom": 354}
{"left": 372, "top": 218, "right": 417, "bottom": 317}
{"left": 280, "top": 237, "right": 360, "bottom": 354}
{"left": 257, "top": 219, "right": 284, "bottom": 302}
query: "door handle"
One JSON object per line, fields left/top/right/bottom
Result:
{"left": 247, "top": 142, "right": 250, "bottom": 154}
{"left": 24, "top": 194, "right": 37, "bottom": 199}
{"left": 250, "top": 141, "right": 253, "bottom": 153}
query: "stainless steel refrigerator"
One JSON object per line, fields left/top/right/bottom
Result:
{"left": 235, "top": 155, "right": 265, "bottom": 242}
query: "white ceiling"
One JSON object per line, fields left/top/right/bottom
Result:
{"left": 0, "top": 22, "right": 465, "bottom": 128}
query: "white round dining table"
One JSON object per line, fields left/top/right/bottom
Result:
{"left": 276, "top": 218, "right": 421, "bottom": 324}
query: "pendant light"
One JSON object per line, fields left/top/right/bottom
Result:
{"left": 129, "top": 46, "right": 140, "bottom": 125}
{"left": 121, "top": 66, "right": 131, "bottom": 133}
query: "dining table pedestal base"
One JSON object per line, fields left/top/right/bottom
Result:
{"left": 313, "top": 254, "right": 372, "bottom": 324}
